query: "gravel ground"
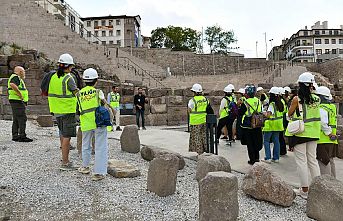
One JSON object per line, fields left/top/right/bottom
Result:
{"left": 0, "top": 120, "right": 314, "bottom": 221}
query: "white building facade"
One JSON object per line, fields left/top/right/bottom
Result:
{"left": 283, "top": 21, "right": 343, "bottom": 63}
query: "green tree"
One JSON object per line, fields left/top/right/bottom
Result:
{"left": 205, "top": 25, "right": 237, "bottom": 54}
{"left": 150, "top": 26, "right": 200, "bottom": 52}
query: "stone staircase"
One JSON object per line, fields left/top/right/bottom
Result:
{"left": 0, "top": 0, "right": 165, "bottom": 87}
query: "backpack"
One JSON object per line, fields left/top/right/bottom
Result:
{"left": 40, "top": 70, "right": 55, "bottom": 96}
{"left": 243, "top": 101, "right": 265, "bottom": 128}
{"left": 224, "top": 97, "right": 238, "bottom": 119}
{"left": 95, "top": 105, "right": 113, "bottom": 127}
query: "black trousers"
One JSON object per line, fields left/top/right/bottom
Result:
{"left": 136, "top": 109, "right": 145, "bottom": 127}
{"left": 243, "top": 128, "right": 262, "bottom": 163}
{"left": 279, "top": 132, "right": 287, "bottom": 155}
{"left": 216, "top": 116, "right": 235, "bottom": 140}
{"left": 10, "top": 101, "right": 27, "bottom": 139}
{"left": 236, "top": 116, "right": 243, "bottom": 140}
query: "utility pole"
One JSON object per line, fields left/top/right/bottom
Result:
{"left": 264, "top": 32, "right": 267, "bottom": 59}
{"left": 256, "top": 41, "right": 258, "bottom": 58}
{"left": 201, "top": 26, "right": 204, "bottom": 54}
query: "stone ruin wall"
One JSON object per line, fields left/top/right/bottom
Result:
{"left": 121, "top": 48, "right": 272, "bottom": 76}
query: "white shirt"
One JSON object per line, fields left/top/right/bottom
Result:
{"left": 320, "top": 107, "right": 332, "bottom": 135}
{"left": 188, "top": 99, "right": 195, "bottom": 109}
{"left": 219, "top": 98, "right": 227, "bottom": 113}
{"left": 267, "top": 104, "right": 275, "bottom": 115}
{"left": 98, "top": 90, "right": 105, "bottom": 100}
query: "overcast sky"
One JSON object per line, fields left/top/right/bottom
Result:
{"left": 67, "top": 0, "right": 343, "bottom": 58}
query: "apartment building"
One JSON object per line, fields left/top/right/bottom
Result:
{"left": 81, "top": 15, "right": 142, "bottom": 47}
{"left": 270, "top": 21, "right": 343, "bottom": 63}
{"left": 35, "top": 0, "right": 83, "bottom": 35}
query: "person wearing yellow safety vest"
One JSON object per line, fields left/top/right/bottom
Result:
{"left": 188, "top": 83, "right": 211, "bottom": 154}
{"left": 77, "top": 68, "right": 115, "bottom": 181}
{"left": 235, "top": 88, "right": 247, "bottom": 141}
{"left": 285, "top": 72, "right": 321, "bottom": 199}
{"left": 315, "top": 86, "right": 338, "bottom": 178}
{"left": 278, "top": 87, "right": 289, "bottom": 156}
{"left": 7, "top": 66, "right": 33, "bottom": 142}
{"left": 107, "top": 85, "right": 122, "bottom": 131}
{"left": 216, "top": 84, "right": 237, "bottom": 142}
{"left": 48, "top": 53, "right": 79, "bottom": 171}
{"left": 257, "top": 86, "right": 269, "bottom": 112}
{"left": 239, "top": 85, "right": 263, "bottom": 165}
{"left": 261, "top": 87, "right": 284, "bottom": 164}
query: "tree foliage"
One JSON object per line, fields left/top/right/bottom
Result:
{"left": 150, "top": 26, "right": 200, "bottom": 52}
{"left": 205, "top": 25, "right": 237, "bottom": 54}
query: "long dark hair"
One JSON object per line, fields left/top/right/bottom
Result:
{"left": 57, "top": 63, "right": 71, "bottom": 78}
{"left": 269, "top": 93, "right": 284, "bottom": 112}
{"left": 298, "top": 83, "right": 315, "bottom": 105}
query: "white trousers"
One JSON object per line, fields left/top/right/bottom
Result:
{"left": 318, "top": 159, "right": 336, "bottom": 178}
{"left": 82, "top": 127, "right": 108, "bottom": 175}
{"left": 293, "top": 141, "right": 320, "bottom": 187}
{"left": 115, "top": 109, "right": 120, "bottom": 126}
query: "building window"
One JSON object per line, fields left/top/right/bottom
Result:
{"left": 302, "top": 40, "right": 307, "bottom": 45}
{"left": 94, "top": 21, "right": 99, "bottom": 27}
{"left": 331, "top": 39, "right": 336, "bottom": 44}
{"left": 304, "top": 31, "right": 308, "bottom": 36}
{"left": 109, "top": 30, "right": 113, "bottom": 36}
{"left": 339, "top": 39, "right": 343, "bottom": 44}
{"left": 94, "top": 41, "right": 99, "bottom": 44}
{"left": 116, "top": 30, "right": 121, "bottom": 36}
{"left": 315, "top": 39, "right": 322, "bottom": 44}
{"left": 325, "top": 49, "right": 330, "bottom": 54}
{"left": 87, "top": 31, "right": 91, "bottom": 37}
{"left": 325, "top": 39, "right": 329, "bottom": 44}
{"left": 102, "top": 31, "right": 106, "bottom": 37}
{"left": 339, "top": 49, "right": 343, "bottom": 54}
{"left": 332, "top": 49, "right": 337, "bottom": 54}
{"left": 303, "top": 50, "right": 307, "bottom": 54}
{"left": 334, "top": 30, "right": 339, "bottom": 35}
{"left": 116, "top": 19, "right": 121, "bottom": 25}
{"left": 329, "top": 30, "right": 333, "bottom": 35}
{"left": 95, "top": 31, "right": 98, "bottom": 37}
{"left": 87, "top": 21, "right": 91, "bottom": 27}
{"left": 315, "top": 30, "right": 320, "bottom": 35}
{"left": 322, "top": 30, "right": 326, "bottom": 34}
{"left": 102, "top": 20, "right": 106, "bottom": 26}
{"left": 316, "top": 49, "right": 322, "bottom": 55}
{"left": 109, "top": 41, "right": 113, "bottom": 45}
{"left": 102, "top": 41, "right": 106, "bottom": 45}
{"left": 117, "top": 40, "right": 121, "bottom": 45}
{"left": 109, "top": 20, "right": 113, "bottom": 26}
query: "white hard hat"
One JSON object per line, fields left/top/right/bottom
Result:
{"left": 224, "top": 84, "right": 234, "bottom": 93}
{"left": 268, "top": 87, "right": 280, "bottom": 95}
{"left": 83, "top": 68, "right": 98, "bottom": 80}
{"left": 278, "top": 87, "right": 286, "bottom": 95}
{"left": 191, "top": 83, "right": 203, "bottom": 93}
{"left": 284, "top": 86, "right": 291, "bottom": 93}
{"left": 58, "top": 53, "right": 74, "bottom": 65}
{"left": 257, "top": 87, "right": 264, "bottom": 92}
{"left": 316, "top": 86, "right": 333, "bottom": 100}
{"left": 238, "top": 88, "right": 245, "bottom": 94}
{"left": 297, "top": 72, "right": 315, "bottom": 84}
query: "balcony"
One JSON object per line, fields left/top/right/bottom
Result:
{"left": 291, "top": 43, "right": 313, "bottom": 50}
{"left": 52, "top": 8, "right": 65, "bottom": 20}
{"left": 52, "top": 0, "right": 66, "bottom": 11}
{"left": 288, "top": 53, "right": 314, "bottom": 60}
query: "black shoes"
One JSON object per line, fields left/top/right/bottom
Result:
{"left": 142, "top": 127, "right": 147, "bottom": 130}
{"left": 12, "top": 137, "right": 20, "bottom": 142}
{"left": 18, "top": 137, "right": 33, "bottom": 142}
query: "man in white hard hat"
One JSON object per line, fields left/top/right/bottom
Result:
{"left": 48, "top": 53, "right": 79, "bottom": 171}
{"left": 315, "top": 86, "right": 338, "bottom": 177}
{"left": 188, "top": 83, "right": 211, "bottom": 154}
{"left": 217, "top": 84, "right": 237, "bottom": 142}
{"left": 77, "top": 68, "right": 114, "bottom": 181}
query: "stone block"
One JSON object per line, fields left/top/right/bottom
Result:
{"left": 167, "top": 96, "right": 185, "bottom": 106}
{"left": 120, "top": 115, "right": 136, "bottom": 126}
{"left": 173, "top": 89, "right": 183, "bottom": 96}
{"left": 307, "top": 175, "right": 343, "bottom": 221}
{"left": 0, "top": 66, "right": 9, "bottom": 77}
{"left": 150, "top": 96, "right": 166, "bottom": 105}
{"left": 0, "top": 55, "right": 8, "bottom": 66}
{"left": 36, "top": 115, "right": 53, "bottom": 127}
{"left": 242, "top": 163, "right": 296, "bottom": 207}
{"left": 199, "top": 172, "right": 238, "bottom": 221}
{"left": 26, "top": 105, "right": 50, "bottom": 115}
{"left": 147, "top": 154, "right": 179, "bottom": 197}
{"left": 146, "top": 114, "right": 167, "bottom": 126}
{"left": 107, "top": 159, "right": 141, "bottom": 178}
{"left": 122, "top": 87, "right": 135, "bottom": 96}
{"left": 196, "top": 153, "right": 231, "bottom": 182}
{"left": 183, "top": 88, "right": 194, "bottom": 97}
{"left": 208, "top": 90, "right": 223, "bottom": 96}
{"left": 208, "top": 96, "right": 222, "bottom": 106}
{"left": 150, "top": 104, "right": 167, "bottom": 114}
{"left": 148, "top": 88, "right": 172, "bottom": 98}
{"left": 120, "top": 125, "right": 140, "bottom": 153}
{"left": 8, "top": 54, "right": 34, "bottom": 69}
{"left": 140, "top": 146, "right": 185, "bottom": 169}
{"left": 0, "top": 86, "right": 8, "bottom": 95}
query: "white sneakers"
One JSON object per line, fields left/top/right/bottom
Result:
{"left": 78, "top": 166, "right": 90, "bottom": 174}
{"left": 261, "top": 159, "right": 272, "bottom": 164}
{"left": 294, "top": 188, "right": 308, "bottom": 199}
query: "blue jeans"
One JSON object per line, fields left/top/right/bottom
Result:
{"left": 263, "top": 131, "right": 280, "bottom": 160}
{"left": 136, "top": 109, "right": 145, "bottom": 127}
{"left": 82, "top": 127, "right": 108, "bottom": 175}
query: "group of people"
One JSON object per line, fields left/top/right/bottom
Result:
{"left": 7, "top": 53, "right": 148, "bottom": 181}
{"left": 188, "top": 71, "right": 339, "bottom": 199}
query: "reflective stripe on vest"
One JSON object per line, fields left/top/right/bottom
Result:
{"left": 263, "top": 103, "right": 284, "bottom": 132}
{"left": 110, "top": 92, "right": 120, "bottom": 108}
{"left": 48, "top": 73, "right": 77, "bottom": 114}
{"left": 318, "top": 103, "right": 338, "bottom": 144}
{"left": 189, "top": 96, "right": 208, "bottom": 125}
{"left": 285, "top": 94, "right": 321, "bottom": 138}
{"left": 7, "top": 74, "right": 29, "bottom": 102}
{"left": 77, "top": 86, "right": 99, "bottom": 131}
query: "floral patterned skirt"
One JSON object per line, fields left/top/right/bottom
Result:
{"left": 189, "top": 124, "right": 207, "bottom": 155}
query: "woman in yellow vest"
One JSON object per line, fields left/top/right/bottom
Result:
{"left": 188, "top": 83, "right": 209, "bottom": 154}
{"left": 77, "top": 68, "right": 115, "bottom": 181}
{"left": 315, "top": 86, "right": 338, "bottom": 178}
{"left": 261, "top": 87, "right": 284, "bottom": 163}
{"left": 240, "top": 85, "right": 263, "bottom": 165}
{"left": 285, "top": 72, "right": 321, "bottom": 199}
{"left": 235, "top": 88, "right": 246, "bottom": 141}
{"left": 279, "top": 87, "right": 289, "bottom": 156}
